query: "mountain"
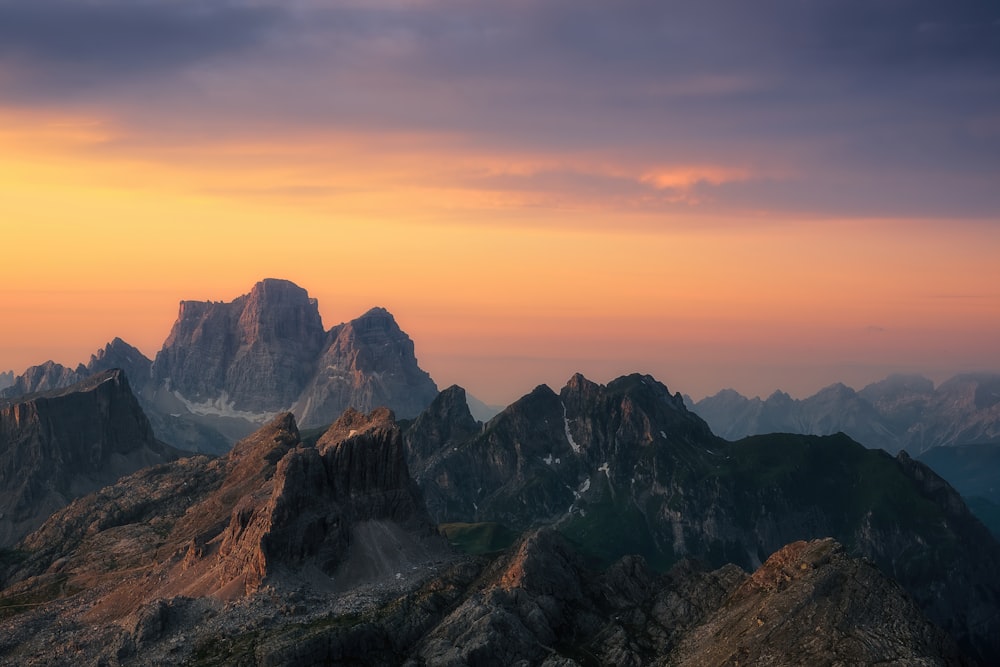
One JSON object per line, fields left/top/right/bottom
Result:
{"left": 0, "top": 339, "right": 151, "bottom": 402}
{"left": 691, "top": 372, "right": 1000, "bottom": 455}
{"left": 1, "top": 279, "right": 439, "bottom": 453}
{"left": 919, "top": 443, "right": 1000, "bottom": 538}
{"left": 404, "top": 372, "right": 1000, "bottom": 662}
{"left": 151, "top": 280, "right": 437, "bottom": 429}
{"left": 0, "top": 372, "right": 12, "bottom": 392}
{"left": 0, "top": 407, "right": 968, "bottom": 665}
{"left": 289, "top": 306, "right": 440, "bottom": 427}
{"left": 152, "top": 278, "right": 327, "bottom": 413}
{"left": 0, "top": 369, "right": 182, "bottom": 547}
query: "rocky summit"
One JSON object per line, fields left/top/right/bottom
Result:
{"left": 0, "top": 369, "right": 181, "bottom": 548}
{"left": 151, "top": 279, "right": 438, "bottom": 428}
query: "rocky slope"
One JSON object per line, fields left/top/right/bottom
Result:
{"left": 0, "top": 369, "right": 181, "bottom": 548}
{"left": 404, "top": 372, "right": 1000, "bottom": 663}
{"left": 0, "top": 517, "right": 969, "bottom": 666}
{"left": 668, "top": 537, "right": 967, "bottom": 666}
{"left": 0, "top": 371, "right": 12, "bottom": 392}
{"left": 691, "top": 373, "right": 1000, "bottom": 454}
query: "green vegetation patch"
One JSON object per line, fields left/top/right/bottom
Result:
{"left": 439, "top": 522, "right": 519, "bottom": 555}
{"left": 560, "top": 489, "right": 670, "bottom": 571}
{"left": 0, "top": 574, "right": 76, "bottom": 621}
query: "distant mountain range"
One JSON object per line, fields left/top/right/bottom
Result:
{"left": 1, "top": 279, "right": 441, "bottom": 453}
{"left": 688, "top": 373, "right": 1000, "bottom": 455}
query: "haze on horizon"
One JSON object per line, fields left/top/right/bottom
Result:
{"left": 1, "top": 1, "right": 998, "bottom": 406}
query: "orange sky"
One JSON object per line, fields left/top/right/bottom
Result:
{"left": 2, "top": 2, "right": 999, "bottom": 405}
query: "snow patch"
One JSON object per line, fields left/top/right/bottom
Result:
{"left": 660, "top": 430, "right": 667, "bottom": 439}
{"left": 578, "top": 478, "right": 591, "bottom": 494}
{"left": 543, "top": 453, "right": 554, "bottom": 466}
{"left": 562, "top": 402, "right": 581, "bottom": 454}
{"left": 598, "top": 462, "right": 611, "bottom": 480}
{"left": 172, "top": 390, "right": 281, "bottom": 423}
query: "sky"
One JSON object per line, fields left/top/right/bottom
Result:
{"left": 1, "top": 0, "right": 999, "bottom": 406}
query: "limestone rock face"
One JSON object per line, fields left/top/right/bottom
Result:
{"left": 153, "top": 278, "right": 326, "bottom": 412}
{"left": 4, "top": 407, "right": 441, "bottom": 611}
{"left": 214, "top": 408, "right": 437, "bottom": 593}
{"left": 292, "top": 307, "right": 439, "bottom": 426}
{"left": 405, "top": 384, "right": 481, "bottom": 475}
{"left": 149, "top": 279, "right": 438, "bottom": 435}
{"left": 0, "top": 369, "right": 180, "bottom": 547}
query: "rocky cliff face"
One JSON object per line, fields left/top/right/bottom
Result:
{"left": 0, "top": 370, "right": 180, "bottom": 547}
{"left": 149, "top": 279, "right": 437, "bottom": 436}
{"left": 153, "top": 278, "right": 326, "bottom": 412}
{"left": 292, "top": 307, "right": 439, "bottom": 427}
{"left": 0, "top": 372, "right": 12, "bottom": 392}
{"left": 691, "top": 372, "right": 1000, "bottom": 454}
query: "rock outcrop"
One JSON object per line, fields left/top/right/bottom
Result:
{"left": 0, "top": 369, "right": 181, "bottom": 547}
{"left": 292, "top": 307, "right": 440, "bottom": 427}
{"left": 2, "top": 408, "right": 443, "bottom": 610}
{"left": 416, "top": 531, "right": 966, "bottom": 666}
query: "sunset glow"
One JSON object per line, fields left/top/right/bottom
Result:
{"left": 2, "top": 1, "right": 998, "bottom": 405}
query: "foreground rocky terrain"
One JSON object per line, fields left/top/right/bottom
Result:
{"left": 0, "top": 403, "right": 972, "bottom": 665}
{"left": 0, "top": 364, "right": 997, "bottom": 663}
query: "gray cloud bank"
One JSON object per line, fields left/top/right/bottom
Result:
{"left": 2, "top": 0, "right": 997, "bottom": 219}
